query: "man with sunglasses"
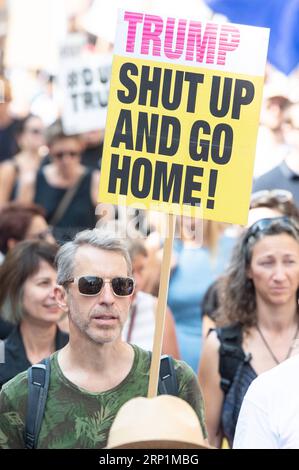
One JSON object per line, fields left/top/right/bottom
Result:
{"left": 0, "top": 228, "right": 207, "bottom": 449}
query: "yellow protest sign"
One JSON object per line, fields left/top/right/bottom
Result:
{"left": 99, "top": 11, "right": 269, "bottom": 225}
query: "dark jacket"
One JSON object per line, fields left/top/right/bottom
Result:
{"left": 0, "top": 325, "right": 68, "bottom": 389}
{"left": 0, "top": 318, "right": 14, "bottom": 340}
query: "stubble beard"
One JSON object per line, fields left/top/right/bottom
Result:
{"left": 68, "top": 302, "right": 123, "bottom": 344}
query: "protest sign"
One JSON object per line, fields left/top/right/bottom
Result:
{"left": 99, "top": 10, "right": 269, "bottom": 225}
{"left": 58, "top": 35, "right": 112, "bottom": 135}
{"left": 98, "top": 10, "right": 269, "bottom": 397}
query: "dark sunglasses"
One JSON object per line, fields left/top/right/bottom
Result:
{"left": 250, "top": 189, "right": 293, "bottom": 207}
{"left": 245, "top": 216, "right": 299, "bottom": 243}
{"left": 25, "top": 127, "right": 44, "bottom": 135}
{"left": 52, "top": 150, "right": 80, "bottom": 159}
{"left": 65, "top": 276, "right": 135, "bottom": 297}
{"left": 244, "top": 216, "right": 299, "bottom": 263}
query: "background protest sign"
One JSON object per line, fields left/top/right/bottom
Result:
{"left": 58, "top": 34, "right": 112, "bottom": 135}
{"left": 99, "top": 10, "right": 269, "bottom": 225}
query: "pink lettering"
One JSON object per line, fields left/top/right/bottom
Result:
{"left": 186, "top": 22, "right": 218, "bottom": 63}
{"left": 141, "top": 14, "right": 163, "bottom": 56}
{"left": 217, "top": 25, "right": 240, "bottom": 65}
{"left": 122, "top": 12, "right": 240, "bottom": 66}
{"left": 124, "top": 11, "right": 144, "bottom": 53}
{"left": 164, "top": 18, "right": 187, "bottom": 59}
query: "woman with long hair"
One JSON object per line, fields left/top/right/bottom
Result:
{"left": 199, "top": 216, "right": 299, "bottom": 447}
{"left": 0, "top": 240, "right": 68, "bottom": 388}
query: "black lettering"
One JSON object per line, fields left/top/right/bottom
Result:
{"left": 139, "top": 66, "right": 161, "bottom": 107}
{"left": 82, "top": 68, "right": 93, "bottom": 86}
{"left": 98, "top": 89, "right": 108, "bottom": 107}
{"left": 98, "top": 65, "right": 111, "bottom": 84}
{"left": 232, "top": 79, "right": 255, "bottom": 119}
{"left": 108, "top": 154, "right": 131, "bottom": 195}
{"left": 111, "top": 109, "right": 133, "bottom": 150}
{"left": 131, "top": 158, "right": 152, "bottom": 198}
{"left": 67, "top": 71, "right": 78, "bottom": 88}
{"left": 118, "top": 62, "right": 138, "bottom": 104}
{"left": 135, "top": 112, "right": 159, "bottom": 153}
{"left": 189, "top": 120, "right": 210, "bottom": 161}
{"left": 84, "top": 91, "right": 93, "bottom": 109}
{"left": 161, "top": 69, "right": 183, "bottom": 110}
{"left": 184, "top": 72, "right": 204, "bottom": 113}
{"left": 183, "top": 166, "right": 203, "bottom": 205}
{"left": 211, "top": 124, "right": 233, "bottom": 164}
{"left": 71, "top": 94, "right": 79, "bottom": 112}
{"left": 210, "top": 76, "right": 232, "bottom": 117}
{"left": 158, "top": 116, "right": 181, "bottom": 156}
{"left": 152, "top": 161, "right": 183, "bottom": 202}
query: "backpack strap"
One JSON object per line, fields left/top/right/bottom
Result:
{"left": 24, "top": 357, "right": 51, "bottom": 449}
{"left": 148, "top": 352, "right": 179, "bottom": 396}
{"left": 216, "top": 324, "right": 246, "bottom": 394}
{"left": 158, "top": 354, "right": 178, "bottom": 396}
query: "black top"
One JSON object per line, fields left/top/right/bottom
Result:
{"left": 0, "top": 119, "right": 21, "bottom": 162}
{"left": 216, "top": 324, "right": 257, "bottom": 447}
{"left": 0, "top": 325, "right": 69, "bottom": 389}
{"left": 81, "top": 141, "right": 103, "bottom": 170}
{"left": 34, "top": 167, "right": 97, "bottom": 243}
{"left": 252, "top": 160, "right": 299, "bottom": 207}
{"left": 0, "top": 318, "right": 14, "bottom": 340}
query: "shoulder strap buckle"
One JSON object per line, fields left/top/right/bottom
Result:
{"left": 158, "top": 354, "right": 178, "bottom": 396}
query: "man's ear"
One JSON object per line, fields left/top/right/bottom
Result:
{"left": 54, "top": 285, "right": 69, "bottom": 312}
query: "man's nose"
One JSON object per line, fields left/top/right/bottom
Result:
{"left": 98, "top": 282, "right": 115, "bottom": 303}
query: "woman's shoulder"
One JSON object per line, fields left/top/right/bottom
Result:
{"left": 0, "top": 159, "right": 18, "bottom": 175}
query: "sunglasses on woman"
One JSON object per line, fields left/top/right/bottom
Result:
{"left": 243, "top": 216, "right": 299, "bottom": 263}
{"left": 64, "top": 276, "right": 135, "bottom": 297}
{"left": 245, "top": 216, "right": 298, "bottom": 240}
{"left": 250, "top": 189, "right": 293, "bottom": 207}
{"left": 52, "top": 150, "right": 80, "bottom": 159}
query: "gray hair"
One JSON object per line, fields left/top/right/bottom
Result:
{"left": 56, "top": 228, "right": 132, "bottom": 285}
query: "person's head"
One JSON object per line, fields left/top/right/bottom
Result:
{"left": 260, "top": 82, "right": 291, "bottom": 132}
{"left": 46, "top": 119, "right": 83, "bottom": 174}
{"left": 218, "top": 216, "right": 299, "bottom": 327}
{"left": 55, "top": 228, "right": 134, "bottom": 345}
{"left": 16, "top": 114, "right": 45, "bottom": 153}
{"left": 0, "top": 202, "right": 56, "bottom": 254}
{"left": 126, "top": 234, "right": 148, "bottom": 295}
{"left": 261, "top": 94, "right": 291, "bottom": 132}
{"left": 0, "top": 240, "right": 61, "bottom": 326}
{"left": 248, "top": 189, "right": 299, "bottom": 226}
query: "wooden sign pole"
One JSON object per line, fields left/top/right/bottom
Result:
{"left": 148, "top": 213, "right": 176, "bottom": 398}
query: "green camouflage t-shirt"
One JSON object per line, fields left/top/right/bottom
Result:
{"left": 0, "top": 345, "right": 206, "bottom": 449}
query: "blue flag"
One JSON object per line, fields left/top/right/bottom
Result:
{"left": 204, "top": 0, "right": 299, "bottom": 75}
